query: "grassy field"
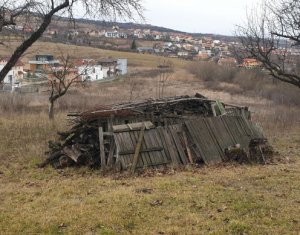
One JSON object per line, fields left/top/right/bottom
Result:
{"left": 0, "top": 111, "right": 299, "bottom": 234}
{"left": 0, "top": 39, "right": 188, "bottom": 69}
{"left": 1, "top": 41, "right": 300, "bottom": 234}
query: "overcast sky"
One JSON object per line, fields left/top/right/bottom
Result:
{"left": 143, "top": 0, "right": 262, "bottom": 35}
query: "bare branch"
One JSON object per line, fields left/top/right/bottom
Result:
{"left": 236, "top": 0, "right": 300, "bottom": 88}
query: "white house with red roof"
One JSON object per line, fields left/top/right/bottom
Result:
{"left": 0, "top": 56, "right": 24, "bottom": 85}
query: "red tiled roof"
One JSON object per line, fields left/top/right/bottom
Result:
{"left": 0, "top": 56, "right": 24, "bottom": 66}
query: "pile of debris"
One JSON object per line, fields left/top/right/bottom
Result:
{"left": 39, "top": 94, "right": 273, "bottom": 172}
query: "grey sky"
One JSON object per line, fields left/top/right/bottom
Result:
{"left": 143, "top": 0, "right": 262, "bottom": 35}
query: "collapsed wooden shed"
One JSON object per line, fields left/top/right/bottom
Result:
{"left": 41, "top": 95, "right": 272, "bottom": 171}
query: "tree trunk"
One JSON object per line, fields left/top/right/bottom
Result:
{"left": 49, "top": 100, "right": 55, "bottom": 120}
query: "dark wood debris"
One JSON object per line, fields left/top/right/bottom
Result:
{"left": 39, "top": 94, "right": 273, "bottom": 172}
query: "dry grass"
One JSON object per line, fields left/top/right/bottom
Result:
{"left": 0, "top": 111, "right": 299, "bottom": 234}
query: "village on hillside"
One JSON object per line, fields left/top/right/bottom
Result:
{"left": 0, "top": 54, "right": 128, "bottom": 92}
{"left": 2, "top": 22, "right": 300, "bottom": 92}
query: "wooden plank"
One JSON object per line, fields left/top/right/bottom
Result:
{"left": 152, "top": 129, "right": 170, "bottom": 164}
{"left": 169, "top": 126, "right": 189, "bottom": 165}
{"left": 113, "top": 121, "right": 155, "bottom": 132}
{"left": 162, "top": 128, "right": 181, "bottom": 166}
{"left": 133, "top": 130, "right": 152, "bottom": 168}
{"left": 204, "top": 118, "right": 231, "bottom": 161}
{"left": 182, "top": 130, "right": 193, "bottom": 163}
{"left": 128, "top": 132, "right": 144, "bottom": 168}
{"left": 215, "top": 99, "right": 226, "bottom": 115}
{"left": 139, "top": 130, "right": 156, "bottom": 168}
{"left": 145, "top": 129, "right": 163, "bottom": 167}
{"left": 98, "top": 127, "right": 106, "bottom": 171}
{"left": 113, "top": 133, "right": 125, "bottom": 169}
{"left": 107, "top": 138, "right": 115, "bottom": 168}
{"left": 63, "top": 146, "right": 81, "bottom": 163}
{"left": 157, "top": 128, "right": 172, "bottom": 162}
{"left": 131, "top": 124, "right": 146, "bottom": 174}
{"left": 119, "top": 147, "right": 163, "bottom": 155}
{"left": 185, "top": 119, "right": 223, "bottom": 165}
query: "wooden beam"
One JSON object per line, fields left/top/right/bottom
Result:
{"left": 98, "top": 127, "right": 106, "bottom": 171}
{"left": 119, "top": 147, "right": 163, "bottom": 155}
{"left": 131, "top": 123, "right": 146, "bottom": 174}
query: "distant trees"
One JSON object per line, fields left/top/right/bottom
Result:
{"left": 131, "top": 39, "right": 137, "bottom": 50}
{"left": 237, "top": 0, "right": 300, "bottom": 88}
{"left": 0, "top": 0, "right": 144, "bottom": 83}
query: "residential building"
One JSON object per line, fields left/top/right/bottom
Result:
{"left": 28, "top": 55, "right": 60, "bottom": 73}
{"left": 218, "top": 57, "right": 237, "bottom": 67}
{"left": 78, "top": 65, "right": 104, "bottom": 81}
{"left": 0, "top": 56, "right": 24, "bottom": 85}
{"left": 76, "top": 59, "right": 104, "bottom": 81}
{"left": 177, "top": 51, "right": 189, "bottom": 57}
{"left": 105, "top": 31, "right": 128, "bottom": 39}
{"left": 137, "top": 47, "right": 155, "bottom": 54}
{"left": 117, "top": 59, "right": 128, "bottom": 75}
{"left": 98, "top": 58, "right": 118, "bottom": 78}
{"left": 239, "top": 58, "right": 261, "bottom": 69}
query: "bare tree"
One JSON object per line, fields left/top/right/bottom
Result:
{"left": 127, "top": 75, "right": 141, "bottom": 102}
{"left": 47, "top": 53, "right": 87, "bottom": 120}
{"left": 237, "top": 0, "right": 300, "bottom": 88}
{"left": 156, "top": 60, "right": 174, "bottom": 98}
{"left": 0, "top": 0, "right": 144, "bottom": 83}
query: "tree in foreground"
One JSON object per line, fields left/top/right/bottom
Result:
{"left": 237, "top": 0, "right": 300, "bottom": 88}
{"left": 156, "top": 60, "right": 174, "bottom": 98}
{"left": 47, "top": 53, "right": 87, "bottom": 120}
{"left": 0, "top": 0, "right": 144, "bottom": 83}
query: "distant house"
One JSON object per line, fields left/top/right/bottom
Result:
{"left": 96, "top": 58, "right": 128, "bottom": 78}
{"left": 239, "top": 58, "right": 261, "bottom": 69}
{"left": 28, "top": 55, "right": 60, "bottom": 73}
{"left": 105, "top": 31, "right": 128, "bottom": 39}
{"left": 78, "top": 65, "right": 104, "bottom": 81}
{"left": 0, "top": 56, "right": 24, "bottom": 86}
{"left": 218, "top": 57, "right": 237, "bottom": 67}
{"left": 177, "top": 51, "right": 189, "bottom": 57}
{"left": 194, "top": 49, "right": 212, "bottom": 60}
{"left": 137, "top": 47, "right": 154, "bottom": 54}
{"left": 117, "top": 59, "right": 127, "bottom": 75}
{"left": 76, "top": 59, "right": 104, "bottom": 81}
{"left": 182, "top": 43, "right": 194, "bottom": 51}
{"left": 164, "top": 42, "right": 173, "bottom": 48}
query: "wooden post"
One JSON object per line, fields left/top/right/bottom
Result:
{"left": 98, "top": 127, "right": 106, "bottom": 171}
{"left": 131, "top": 123, "right": 146, "bottom": 174}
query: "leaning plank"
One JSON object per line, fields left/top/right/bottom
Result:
{"left": 169, "top": 126, "right": 189, "bottom": 165}
{"left": 98, "top": 127, "right": 106, "bottom": 171}
{"left": 107, "top": 138, "right": 116, "bottom": 168}
{"left": 185, "top": 119, "right": 223, "bottom": 165}
{"left": 63, "top": 146, "right": 81, "bottom": 163}
{"left": 131, "top": 124, "right": 146, "bottom": 174}
{"left": 162, "top": 128, "right": 181, "bottom": 166}
{"left": 182, "top": 130, "right": 193, "bottom": 163}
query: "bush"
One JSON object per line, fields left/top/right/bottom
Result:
{"left": 187, "top": 61, "right": 300, "bottom": 106}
